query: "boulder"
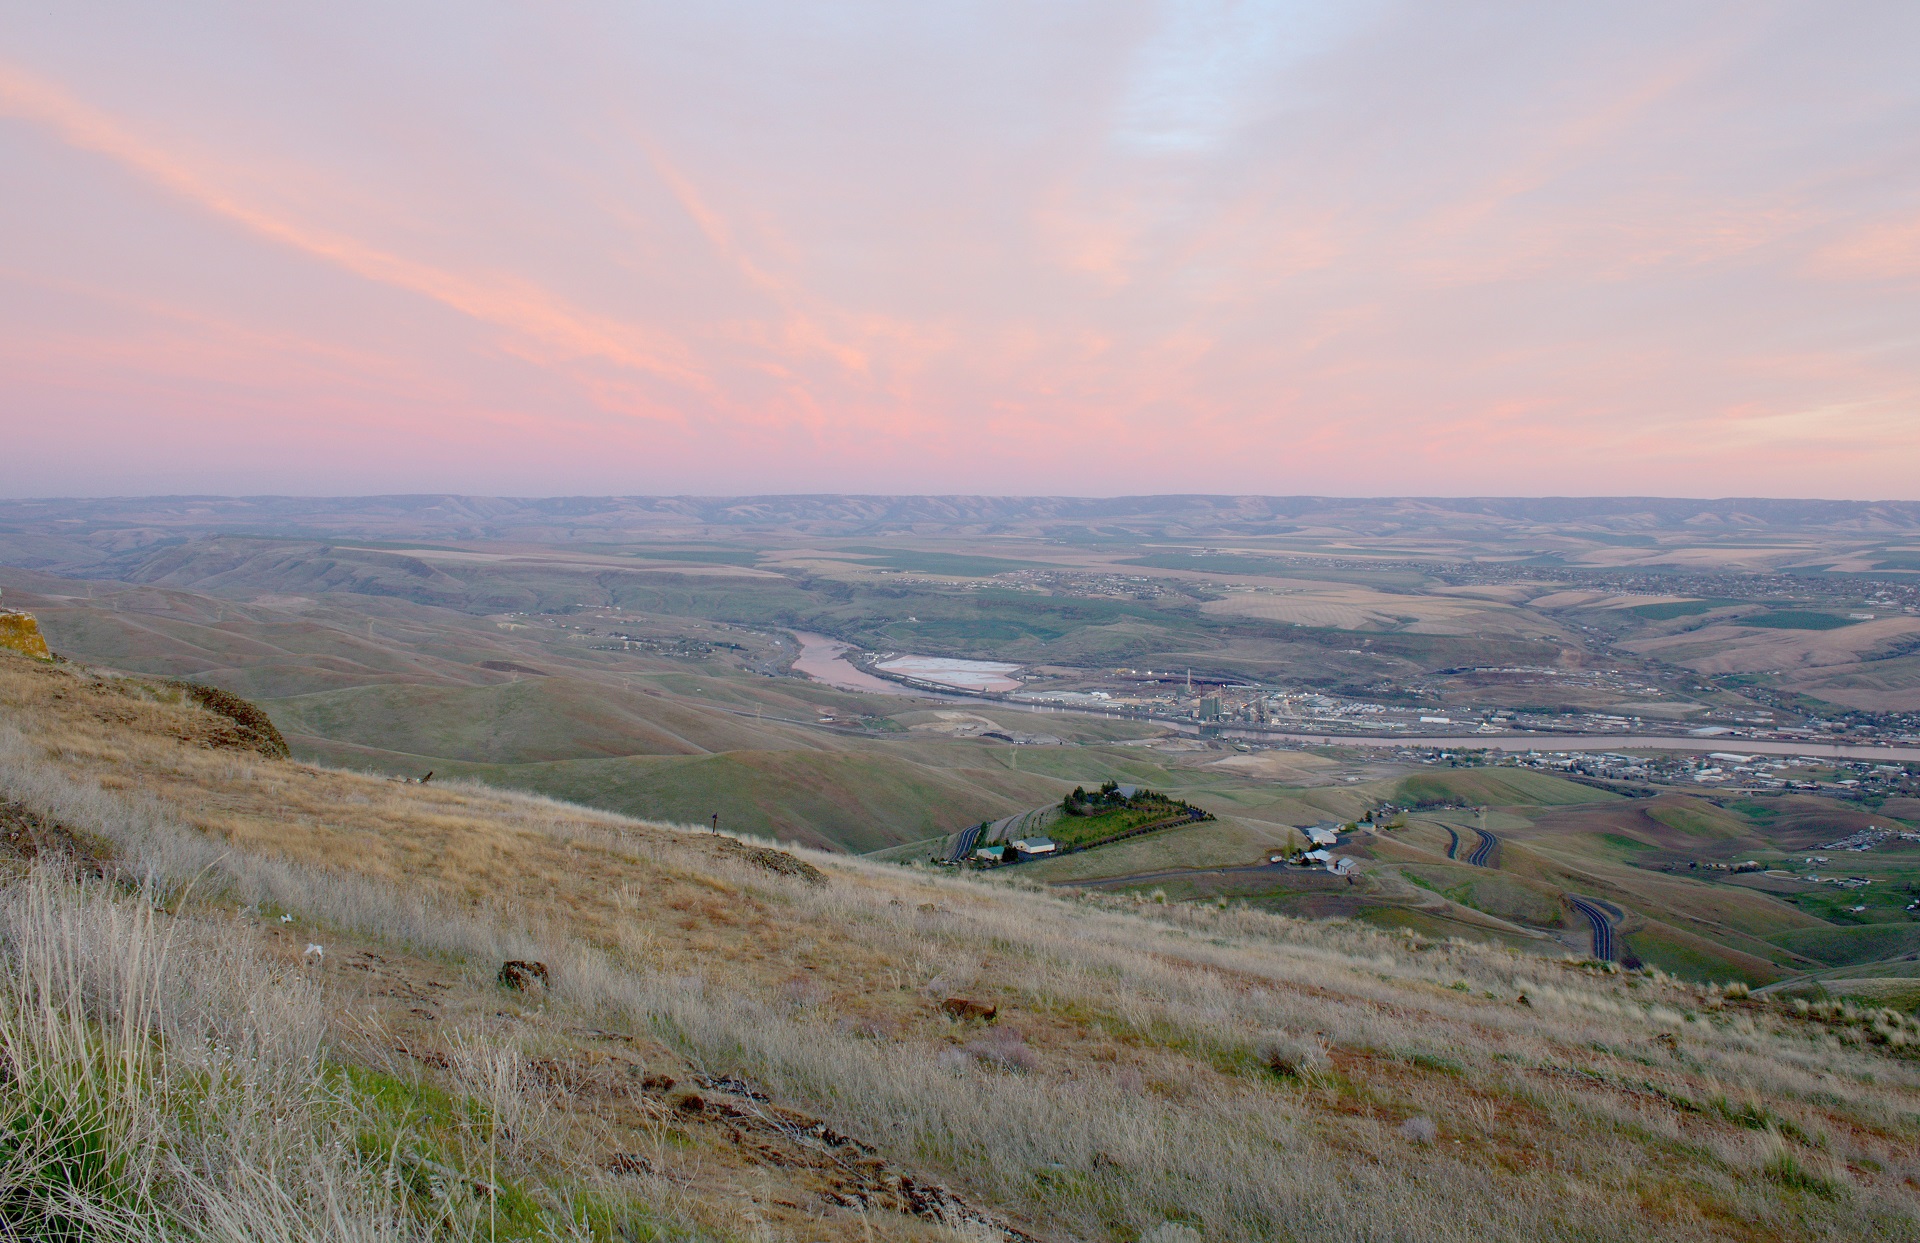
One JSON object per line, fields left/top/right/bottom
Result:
{"left": 0, "top": 612, "right": 52, "bottom": 661}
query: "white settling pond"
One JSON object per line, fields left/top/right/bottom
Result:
{"left": 874, "top": 654, "right": 1023, "bottom": 693}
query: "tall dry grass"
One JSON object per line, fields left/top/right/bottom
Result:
{"left": 2, "top": 658, "right": 1918, "bottom": 1241}
{"left": 0, "top": 866, "right": 433, "bottom": 1241}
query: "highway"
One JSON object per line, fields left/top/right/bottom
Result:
{"left": 1443, "top": 826, "right": 1460, "bottom": 860}
{"left": 986, "top": 806, "right": 1050, "bottom": 844}
{"left": 947, "top": 804, "right": 1053, "bottom": 861}
{"left": 1466, "top": 827, "right": 1499, "bottom": 867}
{"left": 1567, "top": 896, "right": 1618, "bottom": 961}
{"left": 945, "top": 822, "right": 984, "bottom": 863}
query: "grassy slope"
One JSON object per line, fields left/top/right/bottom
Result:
{"left": 1396, "top": 768, "right": 1617, "bottom": 808}
{"left": 286, "top": 735, "right": 1067, "bottom": 854}
{"left": 13, "top": 574, "right": 1910, "bottom": 993}
{"left": 6, "top": 655, "right": 1920, "bottom": 1239}
{"left": 1770, "top": 923, "right": 1920, "bottom": 966}
{"left": 266, "top": 676, "right": 818, "bottom": 762}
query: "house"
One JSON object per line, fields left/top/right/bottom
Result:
{"left": 1302, "top": 848, "right": 1333, "bottom": 865}
{"left": 1011, "top": 836, "right": 1058, "bottom": 858}
{"left": 973, "top": 844, "right": 1010, "bottom": 863}
{"left": 1304, "top": 825, "right": 1339, "bottom": 848}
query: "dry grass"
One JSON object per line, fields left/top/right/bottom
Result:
{"left": 2, "top": 651, "right": 1918, "bottom": 1241}
{"left": 1197, "top": 584, "right": 1560, "bottom": 637}
{"left": 0, "top": 867, "right": 431, "bottom": 1240}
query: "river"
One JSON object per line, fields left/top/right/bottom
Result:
{"left": 788, "top": 631, "right": 928, "bottom": 696}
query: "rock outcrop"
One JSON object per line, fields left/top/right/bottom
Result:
{"left": 0, "top": 611, "right": 52, "bottom": 661}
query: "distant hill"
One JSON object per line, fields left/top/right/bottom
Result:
{"left": 3, "top": 493, "right": 1919, "bottom": 562}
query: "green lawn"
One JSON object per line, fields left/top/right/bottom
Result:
{"left": 1049, "top": 794, "right": 1200, "bottom": 849}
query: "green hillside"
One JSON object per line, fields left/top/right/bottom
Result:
{"left": 499, "top": 750, "right": 1065, "bottom": 853}
{"left": 266, "top": 677, "right": 811, "bottom": 763}
{"left": 1646, "top": 797, "right": 1753, "bottom": 842}
{"left": 1769, "top": 923, "right": 1920, "bottom": 967}
{"left": 1396, "top": 769, "right": 1616, "bottom": 808}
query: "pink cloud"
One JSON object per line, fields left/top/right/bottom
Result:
{"left": 0, "top": 4, "right": 1916, "bottom": 498}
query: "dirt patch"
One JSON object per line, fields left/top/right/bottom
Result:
{"left": 0, "top": 800, "right": 111, "bottom": 875}
{"left": 715, "top": 837, "right": 826, "bottom": 885}
{"left": 1204, "top": 751, "right": 1339, "bottom": 782}
{"left": 475, "top": 660, "right": 551, "bottom": 676}
{"left": 167, "top": 681, "right": 290, "bottom": 759}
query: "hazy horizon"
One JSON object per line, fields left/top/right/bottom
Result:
{"left": 7, "top": 490, "right": 1920, "bottom": 504}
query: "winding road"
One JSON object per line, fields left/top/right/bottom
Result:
{"left": 1466, "top": 827, "right": 1499, "bottom": 868}
{"left": 1433, "top": 814, "right": 1620, "bottom": 963}
{"left": 1568, "top": 896, "right": 1619, "bottom": 961}
{"left": 945, "top": 822, "right": 984, "bottom": 863}
{"left": 1443, "top": 826, "right": 1461, "bottom": 860}
{"left": 948, "top": 804, "right": 1055, "bottom": 861}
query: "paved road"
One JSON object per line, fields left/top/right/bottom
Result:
{"left": 1466, "top": 827, "right": 1499, "bottom": 867}
{"left": 950, "top": 804, "right": 1052, "bottom": 860}
{"left": 1568, "top": 896, "right": 1618, "bottom": 961}
{"left": 1443, "top": 826, "right": 1460, "bottom": 860}
{"left": 946, "top": 822, "right": 984, "bottom": 863}
{"left": 985, "top": 806, "right": 1048, "bottom": 844}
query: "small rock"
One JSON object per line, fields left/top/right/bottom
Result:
{"left": 941, "top": 997, "right": 998, "bottom": 1022}
{"left": 498, "top": 960, "right": 550, "bottom": 991}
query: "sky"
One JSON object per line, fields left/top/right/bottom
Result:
{"left": 3, "top": 1, "right": 1919, "bottom": 499}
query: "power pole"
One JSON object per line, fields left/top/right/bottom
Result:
{"left": 710, "top": 812, "right": 719, "bottom": 834}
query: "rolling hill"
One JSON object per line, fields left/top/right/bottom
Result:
{"left": 3, "top": 646, "right": 1918, "bottom": 1240}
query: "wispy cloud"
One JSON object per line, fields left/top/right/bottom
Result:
{"left": 0, "top": 4, "right": 1916, "bottom": 496}
{"left": 0, "top": 64, "right": 712, "bottom": 409}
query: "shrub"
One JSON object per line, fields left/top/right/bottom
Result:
{"left": 964, "top": 1029, "right": 1037, "bottom": 1073}
{"left": 1142, "top": 1225, "right": 1203, "bottom": 1243}
{"left": 1256, "top": 1032, "right": 1328, "bottom": 1079}
{"left": 1764, "top": 1147, "right": 1841, "bottom": 1200}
